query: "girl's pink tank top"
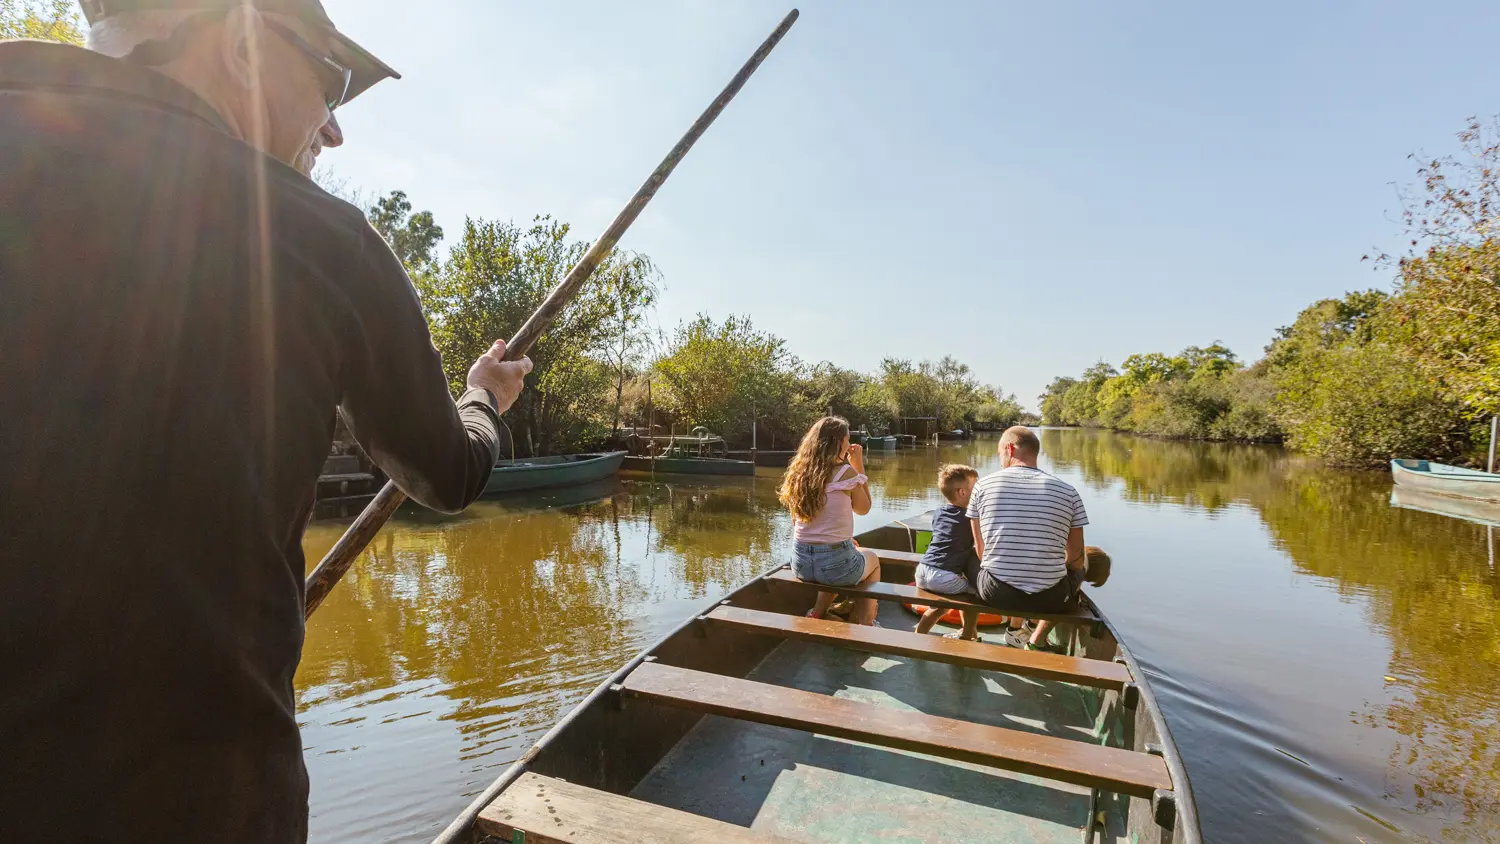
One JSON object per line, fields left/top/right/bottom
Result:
{"left": 793, "top": 464, "right": 869, "bottom": 544}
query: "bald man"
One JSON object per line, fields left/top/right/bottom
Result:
{"left": 966, "top": 426, "right": 1089, "bottom": 648}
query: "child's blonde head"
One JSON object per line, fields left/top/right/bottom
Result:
{"left": 779, "top": 416, "right": 852, "bottom": 522}
{"left": 937, "top": 464, "right": 978, "bottom": 504}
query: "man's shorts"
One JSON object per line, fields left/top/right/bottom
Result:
{"left": 975, "top": 568, "right": 1075, "bottom": 613}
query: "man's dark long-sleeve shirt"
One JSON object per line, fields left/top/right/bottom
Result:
{"left": 0, "top": 42, "right": 499, "bottom": 842}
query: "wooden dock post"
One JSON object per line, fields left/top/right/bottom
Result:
{"left": 1488, "top": 415, "right": 1497, "bottom": 474}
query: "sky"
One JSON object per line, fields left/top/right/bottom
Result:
{"left": 320, "top": 0, "right": 1500, "bottom": 410}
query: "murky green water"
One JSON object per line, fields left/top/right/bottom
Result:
{"left": 298, "top": 430, "right": 1500, "bottom": 843}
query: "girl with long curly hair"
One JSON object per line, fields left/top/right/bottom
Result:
{"left": 778, "top": 416, "right": 881, "bottom": 625}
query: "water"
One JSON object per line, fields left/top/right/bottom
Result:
{"left": 297, "top": 430, "right": 1500, "bottom": 843}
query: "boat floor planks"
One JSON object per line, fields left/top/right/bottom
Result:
{"left": 631, "top": 603, "right": 1124, "bottom": 843}
{"left": 479, "top": 772, "right": 796, "bottom": 844}
{"left": 620, "top": 661, "right": 1170, "bottom": 799}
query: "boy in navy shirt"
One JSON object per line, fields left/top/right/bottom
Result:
{"left": 914, "top": 465, "right": 983, "bottom": 640}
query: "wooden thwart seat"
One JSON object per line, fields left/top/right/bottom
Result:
{"left": 763, "top": 567, "right": 1097, "bottom": 626}
{"left": 704, "top": 605, "right": 1131, "bottom": 691}
{"left": 479, "top": 771, "right": 794, "bottom": 844}
{"left": 870, "top": 547, "right": 923, "bottom": 569}
{"left": 619, "top": 662, "right": 1172, "bottom": 798}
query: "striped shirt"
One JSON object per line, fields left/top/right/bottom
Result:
{"left": 966, "top": 466, "right": 1088, "bottom": 593}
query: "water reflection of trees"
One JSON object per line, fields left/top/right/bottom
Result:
{"left": 865, "top": 451, "right": 954, "bottom": 512}
{"left": 1256, "top": 466, "right": 1500, "bottom": 836}
{"left": 626, "top": 478, "right": 787, "bottom": 598}
{"left": 1042, "top": 428, "right": 1500, "bottom": 836}
{"left": 297, "top": 479, "right": 791, "bottom": 760}
{"left": 1041, "top": 428, "right": 1291, "bottom": 513}
{"left": 298, "top": 503, "right": 638, "bottom": 755}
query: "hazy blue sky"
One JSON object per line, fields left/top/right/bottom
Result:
{"left": 321, "top": 0, "right": 1500, "bottom": 409}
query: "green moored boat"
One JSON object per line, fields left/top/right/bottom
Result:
{"left": 621, "top": 455, "right": 755, "bottom": 476}
{"left": 432, "top": 510, "right": 1201, "bottom": 844}
{"left": 726, "top": 450, "right": 796, "bottom": 468}
{"left": 484, "top": 451, "right": 627, "bottom": 496}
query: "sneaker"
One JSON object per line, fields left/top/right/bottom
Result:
{"left": 1027, "top": 636, "right": 1069, "bottom": 655}
{"left": 1004, "top": 627, "right": 1029, "bottom": 649}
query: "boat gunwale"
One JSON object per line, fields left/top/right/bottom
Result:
{"left": 1084, "top": 593, "right": 1202, "bottom": 842}
{"left": 1392, "top": 458, "right": 1500, "bottom": 481}
{"left": 428, "top": 558, "right": 791, "bottom": 844}
{"left": 430, "top": 511, "right": 1203, "bottom": 844}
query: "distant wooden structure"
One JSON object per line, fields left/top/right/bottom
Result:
{"left": 898, "top": 415, "right": 939, "bottom": 440}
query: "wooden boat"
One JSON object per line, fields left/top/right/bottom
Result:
{"left": 1390, "top": 459, "right": 1500, "bottom": 503}
{"left": 315, "top": 453, "right": 379, "bottom": 504}
{"left": 896, "top": 434, "right": 918, "bottom": 448}
{"left": 621, "top": 455, "right": 755, "bottom": 476}
{"left": 484, "top": 451, "right": 627, "bottom": 495}
{"left": 936, "top": 429, "right": 970, "bottom": 442}
{"left": 432, "top": 511, "right": 1201, "bottom": 844}
{"left": 866, "top": 435, "right": 897, "bottom": 451}
{"left": 726, "top": 449, "right": 796, "bottom": 468}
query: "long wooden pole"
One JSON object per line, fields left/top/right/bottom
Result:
{"left": 305, "top": 9, "right": 801, "bottom": 619}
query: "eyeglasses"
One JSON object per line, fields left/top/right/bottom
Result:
{"left": 123, "top": 11, "right": 351, "bottom": 112}
{"left": 261, "top": 18, "right": 351, "bottom": 112}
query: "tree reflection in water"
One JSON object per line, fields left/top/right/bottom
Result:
{"left": 1044, "top": 429, "right": 1500, "bottom": 839}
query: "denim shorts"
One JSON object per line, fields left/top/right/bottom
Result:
{"left": 915, "top": 563, "right": 973, "bottom": 596}
{"left": 793, "top": 540, "right": 867, "bottom": 587}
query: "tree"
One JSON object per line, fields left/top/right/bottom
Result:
{"left": 1263, "top": 291, "right": 1387, "bottom": 371}
{"left": 1, "top": 0, "right": 83, "bottom": 43}
{"left": 1040, "top": 376, "right": 1079, "bottom": 425}
{"left": 972, "top": 387, "right": 1025, "bottom": 428}
{"left": 1181, "top": 342, "right": 1239, "bottom": 380}
{"left": 419, "top": 216, "right": 620, "bottom": 455}
{"left": 367, "top": 190, "right": 444, "bottom": 277}
{"left": 653, "top": 314, "right": 810, "bottom": 445}
{"left": 875, "top": 358, "right": 940, "bottom": 428}
{"left": 599, "top": 253, "right": 658, "bottom": 438}
{"left": 802, "top": 362, "right": 863, "bottom": 418}
{"left": 1275, "top": 342, "right": 1469, "bottom": 467}
{"left": 1365, "top": 116, "right": 1500, "bottom": 420}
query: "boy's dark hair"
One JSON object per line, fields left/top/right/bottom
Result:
{"left": 1084, "top": 546, "right": 1112, "bottom": 588}
{"left": 937, "top": 464, "right": 979, "bottom": 503}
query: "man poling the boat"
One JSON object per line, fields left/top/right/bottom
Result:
{"left": 0, "top": 2, "right": 533, "bottom": 841}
